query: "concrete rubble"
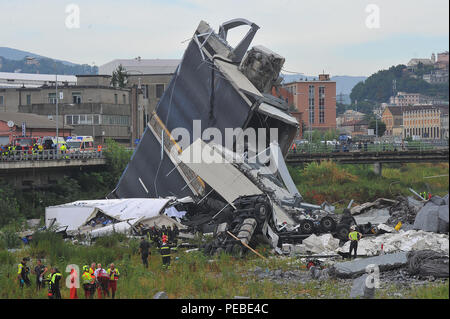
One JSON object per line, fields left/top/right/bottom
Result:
{"left": 413, "top": 195, "right": 449, "bottom": 233}
{"left": 330, "top": 252, "right": 409, "bottom": 279}
{"left": 349, "top": 274, "right": 375, "bottom": 299}
{"left": 336, "top": 230, "right": 449, "bottom": 257}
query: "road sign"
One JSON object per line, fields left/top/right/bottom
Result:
{"left": 7, "top": 120, "right": 14, "bottom": 128}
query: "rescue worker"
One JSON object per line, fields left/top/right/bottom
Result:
{"left": 106, "top": 263, "right": 120, "bottom": 299}
{"left": 81, "top": 265, "right": 95, "bottom": 299}
{"left": 60, "top": 143, "right": 68, "bottom": 159}
{"left": 17, "top": 257, "right": 31, "bottom": 288}
{"left": 97, "top": 144, "right": 102, "bottom": 153}
{"left": 89, "top": 262, "right": 96, "bottom": 275}
{"left": 38, "top": 143, "right": 44, "bottom": 155}
{"left": 32, "top": 258, "right": 48, "bottom": 291}
{"left": 139, "top": 237, "right": 151, "bottom": 268}
{"left": 171, "top": 225, "right": 179, "bottom": 253}
{"left": 48, "top": 267, "right": 62, "bottom": 299}
{"left": 348, "top": 225, "right": 362, "bottom": 259}
{"left": 160, "top": 236, "right": 171, "bottom": 270}
{"left": 94, "top": 263, "right": 109, "bottom": 299}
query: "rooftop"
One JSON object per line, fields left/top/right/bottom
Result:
{"left": 0, "top": 112, "right": 74, "bottom": 130}
{"left": 99, "top": 59, "right": 180, "bottom": 75}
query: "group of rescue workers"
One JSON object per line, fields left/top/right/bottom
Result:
{"left": 140, "top": 225, "right": 179, "bottom": 270}
{"left": 16, "top": 224, "right": 180, "bottom": 299}
{"left": 0, "top": 142, "right": 45, "bottom": 157}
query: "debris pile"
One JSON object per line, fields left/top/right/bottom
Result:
{"left": 387, "top": 196, "right": 424, "bottom": 228}
{"left": 413, "top": 195, "right": 449, "bottom": 233}
{"left": 407, "top": 250, "right": 449, "bottom": 278}
{"left": 336, "top": 230, "right": 448, "bottom": 257}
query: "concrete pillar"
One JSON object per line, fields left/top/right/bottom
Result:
{"left": 373, "top": 162, "right": 382, "bottom": 176}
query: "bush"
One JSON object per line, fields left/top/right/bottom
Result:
{"left": 0, "top": 226, "right": 22, "bottom": 249}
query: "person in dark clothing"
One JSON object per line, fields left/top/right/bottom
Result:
{"left": 32, "top": 259, "right": 48, "bottom": 290}
{"left": 48, "top": 267, "right": 62, "bottom": 299}
{"left": 139, "top": 237, "right": 151, "bottom": 268}
{"left": 160, "top": 237, "right": 171, "bottom": 270}
{"left": 348, "top": 226, "right": 362, "bottom": 259}
{"left": 17, "top": 258, "right": 31, "bottom": 288}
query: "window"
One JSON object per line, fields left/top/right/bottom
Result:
{"left": 114, "top": 94, "right": 118, "bottom": 104}
{"left": 26, "top": 94, "right": 31, "bottom": 105}
{"left": 319, "top": 86, "right": 325, "bottom": 124}
{"left": 308, "top": 85, "right": 315, "bottom": 124}
{"left": 156, "top": 84, "right": 165, "bottom": 98}
{"left": 142, "top": 85, "right": 149, "bottom": 99}
{"left": 48, "top": 93, "right": 57, "bottom": 104}
{"left": 72, "top": 92, "right": 82, "bottom": 104}
{"left": 0, "top": 95, "right": 3, "bottom": 105}
{"left": 65, "top": 115, "right": 72, "bottom": 125}
{"left": 72, "top": 115, "right": 79, "bottom": 125}
{"left": 93, "top": 115, "right": 100, "bottom": 125}
{"left": 101, "top": 115, "right": 129, "bottom": 126}
{"left": 123, "top": 94, "right": 126, "bottom": 104}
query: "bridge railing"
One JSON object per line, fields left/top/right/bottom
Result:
{"left": 0, "top": 150, "right": 104, "bottom": 162}
{"left": 289, "top": 141, "right": 449, "bottom": 155}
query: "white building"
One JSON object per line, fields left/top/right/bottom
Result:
{"left": 0, "top": 72, "right": 77, "bottom": 88}
{"left": 99, "top": 58, "right": 180, "bottom": 75}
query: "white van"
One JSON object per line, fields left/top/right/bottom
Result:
{"left": 66, "top": 136, "right": 94, "bottom": 152}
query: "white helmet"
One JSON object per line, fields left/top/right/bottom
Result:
{"left": 350, "top": 225, "right": 356, "bottom": 231}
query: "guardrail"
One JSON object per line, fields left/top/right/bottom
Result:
{"left": 0, "top": 150, "right": 104, "bottom": 162}
{"left": 289, "top": 141, "right": 449, "bottom": 154}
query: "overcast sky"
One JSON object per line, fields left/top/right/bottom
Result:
{"left": 0, "top": 0, "right": 448, "bottom": 76}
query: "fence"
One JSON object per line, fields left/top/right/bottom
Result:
{"left": 0, "top": 149, "right": 104, "bottom": 162}
{"left": 289, "top": 141, "right": 449, "bottom": 154}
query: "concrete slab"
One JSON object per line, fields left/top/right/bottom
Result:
{"left": 354, "top": 208, "right": 390, "bottom": 225}
{"left": 331, "top": 252, "right": 408, "bottom": 278}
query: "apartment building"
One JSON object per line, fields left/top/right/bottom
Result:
{"left": 283, "top": 74, "right": 336, "bottom": 131}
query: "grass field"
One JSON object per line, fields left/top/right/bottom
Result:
{"left": 289, "top": 162, "right": 449, "bottom": 207}
{"left": 0, "top": 233, "right": 448, "bottom": 299}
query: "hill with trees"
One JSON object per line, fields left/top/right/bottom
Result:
{"left": 0, "top": 47, "right": 97, "bottom": 75}
{"left": 349, "top": 64, "right": 449, "bottom": 114}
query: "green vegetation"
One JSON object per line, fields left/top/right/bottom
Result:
{"left": 349, "top": 64, "right": 449, "bottom": 113}
{"left": 110, "top": 64, "right": 128, "bottom": 88}
{"left": 289, "top": 161, "right": 449, "bottom": 206}
{"left": 302, "top": 129, "right": 340, "bottom": 143}
{"left": 0, "top": 232, "right": 447, "bottom": 299}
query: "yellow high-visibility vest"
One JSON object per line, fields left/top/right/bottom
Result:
{"left": 107, "top": 268, "right": 120, "bottom": 281}
{"left": 348, "top": 231, "right": 359, "bottom": 241}
{"left": 81, "top": 271, "right": 94, "bottom": 284}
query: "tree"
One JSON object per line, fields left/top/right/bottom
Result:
{"left": 368, "top": 119, "right": 386, "bottom": 137}
{"left": 111, "top": 64, "right": 128, "bottom": 88}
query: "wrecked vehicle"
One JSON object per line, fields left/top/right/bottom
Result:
{"left": 45, "top": 198, "right": 187, "bottom": 240}
{"left": 99, "top": 18, "right": 344, "bottom": 254}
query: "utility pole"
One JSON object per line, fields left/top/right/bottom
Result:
{"left": 55, "top": 73, "right": 59, "bottom": 149}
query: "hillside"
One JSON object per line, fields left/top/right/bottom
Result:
{"left": 350, "top": 64, "right": 449, "bottom": 106}
{"left": 0, "top": 47, "right": 97, "bottom": 75}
